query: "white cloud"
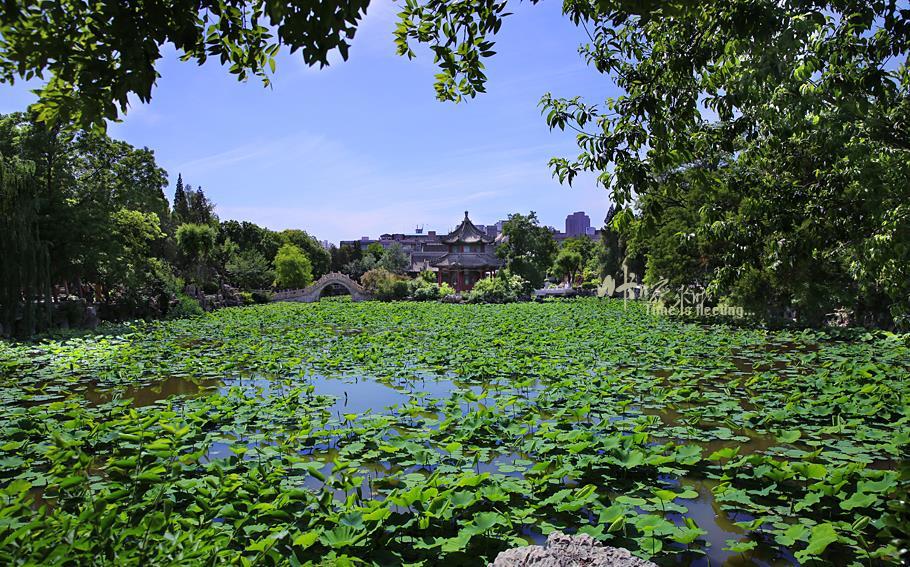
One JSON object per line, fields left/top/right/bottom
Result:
{"left": 174, "top": 132, "right": 334, "bottom": 174}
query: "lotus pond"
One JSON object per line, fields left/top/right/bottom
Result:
{"left": 0, "top": 299, "right": 907, "bottom": 566}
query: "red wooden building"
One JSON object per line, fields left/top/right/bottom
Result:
{"left": 432, "top": 211, "right": 503, "bottom": 292}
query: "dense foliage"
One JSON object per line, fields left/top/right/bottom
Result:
{"left": 273, "top": 244, "right": 315, "bottom": 289}
{"left": 0, "top": 0, "right": 371, "bottom": 129}
{"left": 496, "top": 212, "right": 558, "bottom": 289}
{"left": 409, "top": 271, "right": 456, "bottom": 301}
{"left": 465, "top": 272, "right": 530, "bottom": 304}
{"left": 395, "top": 0, "right": 910, "bottom": 328}
{"left": 340, "top": 243, "right": 413, "bottom": 281}
{"left": 0, "top": 113, "right": 330, "bottom": 336}
{"left": 0, "top": 154, "right": 49, "bottom": 336}
{"left": 0, "top": 300, "right": 905, "bottom": 565}
{"left": 4, "top": 0, "right": 907, "bottom": 329}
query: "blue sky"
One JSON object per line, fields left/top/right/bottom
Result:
{"left": 0, "top": 1, "right": 618, "bottom": 244}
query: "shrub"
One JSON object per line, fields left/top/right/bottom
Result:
{"left": 466, "top": 273, "right": 530, "bottom": 304}
{"left": 408, "top": 278, "right": 458, "bottom": 301}
{"left": 168, "top": 294, "right": 204, "bottom": 319}
{"left": 362, "top": 268, "right": 409, "bottom": 301}
{"left": 417, "top": 270, "right": 437, "bottom": 284}
{"left": 251, "top": 291, "right": 272, "bottom": 304}
{"left": 409, "top": 278, "right": 441, "bottom": 301}
{"left": 361, "top": 268, "right": 395, "bottom": 294}
{"left": 239, "top": 291, "right": 255, "bottom": 305}
{"left": 386, "top": 279, "right": 410, "bottom": 300}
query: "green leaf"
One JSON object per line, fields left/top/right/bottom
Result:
{"left": 293, "top": 531, "right": 319, "bottom": 549}
{"left": 724, "top": 539, "right": 757, "bottom": 553}
{"left": 672, "top": 525, "right": 706, "bottom": 545}
{"left": 465, "top": 511, "right": 504, "bottom": 535}
{"left": 778, "top": 429, "right": 801, "bottom": 443}
{"left": 638, "top": 536, "right": 663, "bottom": 554}
{"left": 794, "top": 491, "right": 821, "bottom": 512}
{"left": 775, "top": 523, "right": 809, "bottom": 547}
{"left": 795, "top": 523, "right": 838, "bottom": 561}
{"left": 319, "top": 525, "right": 366, "bottom": 549}
{"left": 839, "top": 491, "right": 877, "bottom": 511}
{"left": 674, "top": 444, "right": 702, "bottom": 464}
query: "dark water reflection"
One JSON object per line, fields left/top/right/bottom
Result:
{"left": 83, "top": 375, "right": 215, "bottom": 406}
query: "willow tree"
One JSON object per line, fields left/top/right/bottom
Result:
{"left": 0, "top": 154, "right": 50, "bottom": 337}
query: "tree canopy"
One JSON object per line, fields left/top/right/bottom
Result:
{"left": 0, "top": 0, "right": 371, "bottom": 129}
{"left": 0, "top": 112, "right": 342, "bottom": 335}
{"left": 273, "top": 243, "right": 314, "bottom": 289}
{"left": 0, "top": 153, "right": 49, "bottom": 335}
{"left": 401, "top": 0, "right": 910, "bottom": 326}
{"left": 378, "top": 242, "right": 411, "bottom": 274}
{"left": 496, "top": 212, "right": 557, "bottom": 289}
{"left": 279, "top": 229, "right": 331, "bottom": 278}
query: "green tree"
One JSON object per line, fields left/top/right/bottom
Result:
{"left": 596, "top": 206, "right": 624, "bottom": 280}
{"left": 330, "top": 244, "right": 361, "bottom": 273}
{"left": 273, "top": 243, "right": 313, "bottom": 289}
{"left": 553, "top": 249, "right": 583, "bottom": 286}
{"left": 176, "top": 223, "right": 217, "bottom": 284}
{"left": 0, "top": 0, "right": 371, "bottom": 129}
{"left": 366, "top": 242, "right": 385, "bottom": 261}
{"left": 279, "top": 229, "right": 330, "bottom": 278}
{"left": 379, "top": 242, "right": 410, "bottom": 274}
{"left": 0, "top": 153, "right": 50, "bottom": 336}
{"left": 220, "top": 220, "right": 281, "bottom": 260}
{"left": 561, "top": 237, "right": 594, "bottom": 269}
{"left": 184, "top": 185, "right": 217, "bottom": 226}
{"left": 397, "top": 0, "right": 910, "bottom": 327}
{"left": 102, "top": 208, "right": 166, "bottom": 292}
{"left": 0, "top": 112, "right": 169, "bottom": 297}
{"left": 226, "top": 249, "right": 274, "bottom": 290}
{"left": 338, "top": 243, "right": 381, "bottom": 280}
{"left": 344, "top": 254, "right": 377, "bottom": 282}
{"left": 173, "top": 174, "right": 189, "bottom": 224}
{"left": 497, "top": 212, "right": 557, "bottom": 289}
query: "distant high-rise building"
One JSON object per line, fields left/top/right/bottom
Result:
{"left": 565, "top": 211, "right": 591, "bottom": 237}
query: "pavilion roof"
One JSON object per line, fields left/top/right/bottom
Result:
{"left": 431, "top": 252, "right": 502, "bottom": 269}
{"left": 442, "top": 211, "right": 494, "bottom": 244}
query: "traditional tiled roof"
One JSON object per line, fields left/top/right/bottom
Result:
{"left": 442, "top": 211, "right": 495, "bottom": 244}
{"left": 431, "top": 252, "right": 502, "bottom": 269}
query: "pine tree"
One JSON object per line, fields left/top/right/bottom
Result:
{"left": 187, "top": 186, "right": 216, "bottom": 225}
{"left": 173, "top": 173, "right": 189, "bottom": 222}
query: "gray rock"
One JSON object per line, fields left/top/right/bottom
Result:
{"left": 491, "top": 532, "right": 657, "bottom": 567}
{"left": 83, "top": 306, "right": 99, "bottom": 330}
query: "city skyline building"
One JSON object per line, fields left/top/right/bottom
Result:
{"left": 565, "top": 211, "right": 591, "bottom": 237}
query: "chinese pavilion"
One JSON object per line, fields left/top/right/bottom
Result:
{"left": 432, "top": 211, "right": 503, "bottom": 292}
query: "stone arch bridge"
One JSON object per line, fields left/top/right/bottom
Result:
{"left": 269, "top": 273, "right": 371, "bottom": 303}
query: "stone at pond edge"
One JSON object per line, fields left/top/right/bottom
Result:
{"left": 491, "top": 532, "right": 657, "bottom": 567}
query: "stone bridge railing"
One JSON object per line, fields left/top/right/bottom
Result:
{"left": 266, "top": 273, "right": 371, "bottom": 303}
